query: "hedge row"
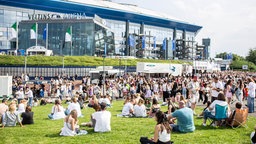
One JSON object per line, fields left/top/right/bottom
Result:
{"left": 0, "top": 55, "right": 187, "bottom": 66}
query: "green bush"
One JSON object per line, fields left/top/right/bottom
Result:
{"left": 0, "top": 55, "right": 187, "bottom": 66}
{"left": 230, "top": 60, "right": 256, "bottom": 71}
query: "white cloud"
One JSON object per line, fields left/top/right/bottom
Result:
{"left": 113, "top": 0, "right": 256, "bottom": 57}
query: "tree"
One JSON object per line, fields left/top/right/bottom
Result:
{"left": 246, "top": 48, "right": 256, "bottom": 65}
{"left": 215, "top": 52, "right": 227, "bottom": 59}
{"left": 232, "top": 54, "right": 244, "bottom": 61}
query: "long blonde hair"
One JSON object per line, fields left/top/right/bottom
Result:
{"left": 9, "top": 104, "right": 16, "bottom": 114}
{"left": 68, "top": 109, "right": 78, "bottom": 123}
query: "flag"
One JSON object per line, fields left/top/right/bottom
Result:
{"left": 229, "top": 53, "right": 233, "bottom": 60}
{"left": 10, "top": 22, "right": 17, "bottom": 39}
{"left": 162, "top": 38, "right": 166, "bottom": 50}
{"left": 43, "top": 27, "right": 47, "bottom": 41}
{"left": 104, "top": 43, "right": 107, "bottom": 56}
{"left": 65, "top": 27, "right": 72, "bottom": 42}
{"left": 30, "top": 23, "right": 37, "bottom": 39}
{"left": 153, "top": 36, "right": 156, "bottom": 49}
{"left": 142, "top": 36, "right": 146, "bottom": 49}
{"left": 172, "top": 40, "right": 176, "bottom": 51}
{"left": 128, "top": 35, "right": 135, "bottom": 47}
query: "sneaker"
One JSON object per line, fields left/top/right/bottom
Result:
{"left": 202, "top": 123, "right": 206, "bottom": 126}
{"left": 211, "top": 123, "right": 216, "bottom": 127}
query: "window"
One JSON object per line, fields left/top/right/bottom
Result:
{"left": 0, "top": 9, "right": 3, "bottom": 15}
{"left": 16, "top": 11, "right": 22, "bottom": 16}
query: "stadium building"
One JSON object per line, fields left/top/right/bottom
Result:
{"left": 0, "top": 0, "right": 202, "bottom": 59}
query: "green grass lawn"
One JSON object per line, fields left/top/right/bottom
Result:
{"left": 0, "top": 100, "right": 255, "bottom": 144}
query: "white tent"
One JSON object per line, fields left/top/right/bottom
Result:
{"left": 26, "top": 46, "right": 53, "bottom": 56}
{"left": 136, "top": 62, "right": 183, "bottom": 76}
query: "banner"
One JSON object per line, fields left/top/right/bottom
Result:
{"left": 65, "top": 27, "right": 72, "bottom": 42}
{"left": 30, "top": 23, "right": 37, "bottom": 39}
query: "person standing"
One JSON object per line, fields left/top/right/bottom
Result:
{"left": 211, "top": 77, "right": 223, "bottom": 102}
{"left": 16, "top": 87, "right": 24, "bottom": 104}
{"left": 188, "top": 76, "right": 200, "bottom": 115}
{"left": 247, "top": 77, "right": 256, "bottom": 113}
{"left": 25, "top": 87, "right": 33, "bottom": 107}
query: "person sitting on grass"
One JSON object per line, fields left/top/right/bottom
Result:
{"left": 0, "top": 98, "right": 8, "bottom": 125}
{"left": 77, "top": 96, "right": 85, "bottom": 110}
{"left": 91, "top": 102, "right": 111, "bottom": 132}
{"left": 21, "top": 106, "right": 34, "bottom": 125}
{"left": 227, "top": 102, "right": 242, "bottom": 125}
{"left": 48, "top": 99, "right": 65, "bottom": 120}
{"left": 60, "top": 109, "right": 79, "bottom": 136}
{"left": 134, "top": 99, "right": 147, "bottom": 117}
{"left": 17, "top": 99, "right": 27, "bottom": 114}
{"left": 197, "top": 101, "right": 211, "bottom": 118}
{"left": 149, "top": 98, "right": 161, "bottom": 118}
{"left": 167, "top": 101, "right": 195, "bottom": 133}
{"left": 144, "top": 98, "right": 151, "bottom": 112}
{"left": 66, "top": 97, "right": 82, "bottom": 117}
{"left": 81, "top": 103, "right": 101, "bottom": 127}
{"left": 2, "top": 104, "right": 23, "bottom": 128}
{"left": 140, "top": 111, "right": 172, "bottom": 144}
{"left": 121, "top": 97, "right": 134, "bottom": 117}
{"left": 202, "top": 93, "right": 229, "bottom": 127}
{"left": 88, "top": 95, "right": 99, "bottom": 108}
{"left": 251, "top": 125, "right": 256, "bottom": 144}
{"left": 166, "top": 98, "right": 178, "bottom": 115}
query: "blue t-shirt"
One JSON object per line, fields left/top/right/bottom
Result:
{"left": 172, "top": 107, "right": 195, "bottom": 133}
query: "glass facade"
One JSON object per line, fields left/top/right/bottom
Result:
{"left": 0, "top": 4, "right": 200, "bottom": 59}
{"left": 18, "top": 19, "right": 114, "bottom": 56}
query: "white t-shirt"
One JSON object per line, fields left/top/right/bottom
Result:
{"left": 68, "top": 102, "right": 82, "bottom": 117}
{"left": 17, "top": 90, "right": 24, "bottom": 99}
{"left": 248, "top": 82, "right": 256, "bottom": 98}
{"left": 92, "top": 111, "right": 111, "bottom": 132}
{"left": 25, "top": 89, "right": 33, "bottom": 98}
{"left": 102, "top": 98, "right": 111, "bottom": 106}
{"left": 209, "top": 100, "right": 228, "bottom": 116}
{"left": 211, "top": 81, "right": 223, "bottom": 98}
{"left": 121, "top": 102, "right": 133, "bottom": 116}
{"left": 133, "top": 104, "right": 147, "bottom": 117}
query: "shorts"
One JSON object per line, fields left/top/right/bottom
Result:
{"left": 190, "top": 95, "right": 199, "bottom": 103}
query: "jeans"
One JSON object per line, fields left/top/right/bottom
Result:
{"left": 203, "top": 109, "right": 215, "bottom": 120}
{"left": 48, "top": 114, "right": 53, "bottom": 119}
{"left": 247, "top": 96, "right": 255, "bottom": 113}
{"left": 170, "top": 124, "right": 180, "bottom": 132}
{"left": 28, "top": 97, "right": 33, "bottom": 107}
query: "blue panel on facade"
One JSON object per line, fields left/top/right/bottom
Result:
{"left": 0, "top": 0, "right": 202, "bottom": 32}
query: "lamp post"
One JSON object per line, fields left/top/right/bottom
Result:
{"left": 24, "top": 54, "right": 27, "bottom": 81}
{"left": 102, "top": 54, "right": 106, "bottom": 96}
{"left": 119, "top": 56, "right": 121, "bottom": 77}
{"left": 62, "top": 55, "right": 65, "bottom": 74}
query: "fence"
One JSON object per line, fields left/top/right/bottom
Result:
{"left": 0, "top": 66, "right": 137, "bottom": 78}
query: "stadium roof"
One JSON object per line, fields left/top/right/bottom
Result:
{"left": 0, "top": 0, "right": 202, "bottom": 33}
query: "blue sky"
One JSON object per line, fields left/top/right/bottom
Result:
{"left": 113, "top": 0, "right": 256, "bottom": 58}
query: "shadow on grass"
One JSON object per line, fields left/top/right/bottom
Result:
{"left": 195, "top": 124, "right": 234, "bottom": 131}
{"left": 45, "top": 133, "right": 60, "bottom": 138}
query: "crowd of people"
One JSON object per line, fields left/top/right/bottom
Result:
{"left": 1, "top": 71, "right": 256, "bottom": 143}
